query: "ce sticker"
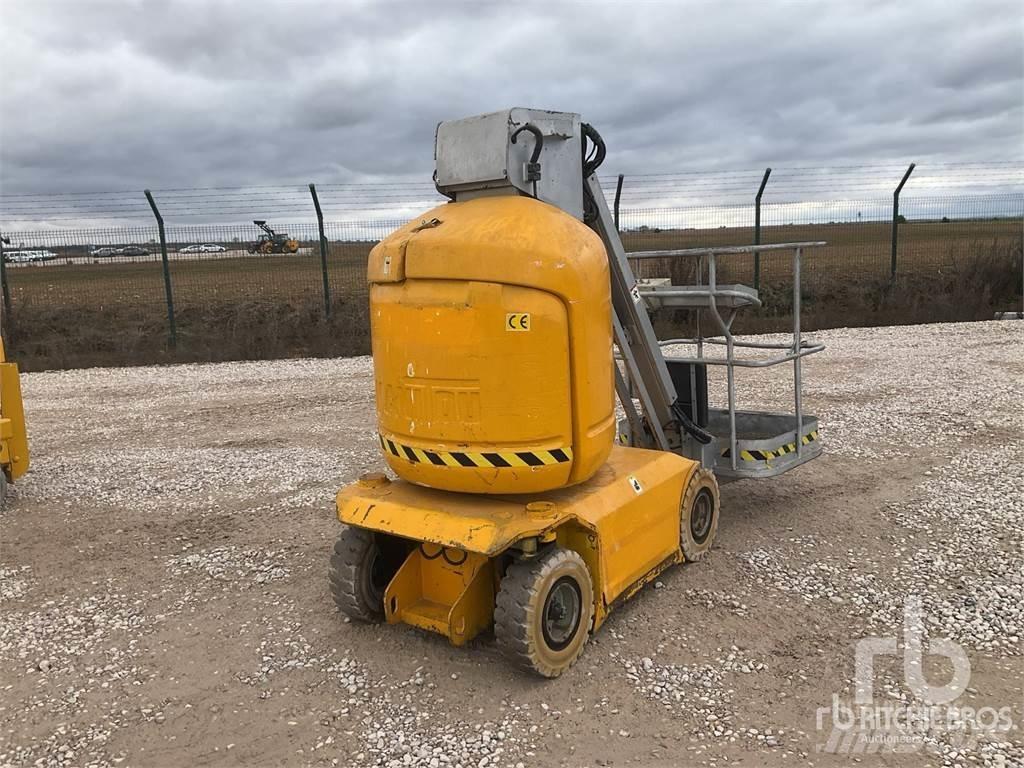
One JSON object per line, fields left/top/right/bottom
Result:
{"left": 506, "top": 313, "right": 531, "bottom": 332}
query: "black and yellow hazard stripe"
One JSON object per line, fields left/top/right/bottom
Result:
{"left": 379, "top": 434, "right": 573, "bottom": 469}
{"left": 721, "top": 429, "right": 819, "bottom": 462}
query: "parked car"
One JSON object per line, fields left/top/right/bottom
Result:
{"left": 116, "top": 246, "right": 149, "bottom": 256}
{"left": 90, "top": 247, "right": 118, "bottom": 257}
{"left": 180, "top": 243, "right": 227, "bottom": 254}
{"left": 4, "top": 250, "right": 57, "bottom": 263}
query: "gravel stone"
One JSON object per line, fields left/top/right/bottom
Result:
{"left": 0, "top": 320, "right": 1020, "bottom": 767}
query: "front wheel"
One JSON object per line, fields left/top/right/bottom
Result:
{"left": 495, "top": 547, "right": 594, "bottom": 678}
{"left": 680, "top": 468, "right": 720, "bottom": 561}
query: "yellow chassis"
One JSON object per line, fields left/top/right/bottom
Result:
{"left": 337, "top": 444, "right": 699, "bottom": 646}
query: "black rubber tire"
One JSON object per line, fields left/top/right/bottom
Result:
{"left": 680, "top": 468, "right": 720, "bottom": 561}
{"left": 329, "top": 527, "right": 386, "bottom": 622}
{"left": 0, "top": 471, "right": 7, "bottom": 510}
{"left": 495, "top": 547, "right": 594, "bottom": 678}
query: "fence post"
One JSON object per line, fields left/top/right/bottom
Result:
{"left": 613, "top": 173, "right": 625, "bottom": 232}
{"left": 309, "top": 183, "right": 332, "bottom": 318}
{"left": 753, "top": 167, "right": 771, "bottom": 290}
{"left": 144, "top": 189, "right": 177, "bottom": 347}
{"left": 0, "top": 234, "right": 10, "bottom": 341}
{"left": 890, "top": 163, "right": 916, "bottom": 279}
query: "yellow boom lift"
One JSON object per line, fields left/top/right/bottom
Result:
{"left": 0, "top": 237, "right": 30, "bottom": 506}
{"left": 0, "top": 339, "right": 29, "bottom": 504}
{"left": 330, "top": 109, "right": 823, "bottom": 676}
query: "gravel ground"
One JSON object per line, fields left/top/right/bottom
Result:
{"left": 0, "top": 320, "right": 1021, "bottom": 768}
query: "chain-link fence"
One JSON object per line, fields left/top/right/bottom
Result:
{"left": 622, "top": 193, "right": 1022, "bottom": 334}
{"left": 1, "top": 193, "right": 1021, "bottom": 370}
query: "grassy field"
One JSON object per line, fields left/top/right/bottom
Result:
{"left": 4, "top": 217, "right": 1021, "bottom": 370}
{"left": 623, "top": 217, "right": 1022, "bottom": 284}
{"left": 3, "top": 246, "right": 371, "bottom": 307}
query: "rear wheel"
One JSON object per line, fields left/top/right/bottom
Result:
{"left": 495, "top": 547, "right": 594, "bottom": 678}
{"left": 680, "top": 468, "right": 720, "bottom": 561}
{"left": 329, "top": 527, "right": 390, "bottom": 622}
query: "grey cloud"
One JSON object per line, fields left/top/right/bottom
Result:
{"left": 1, "top": 0, "right": 1021, "bottom": 212}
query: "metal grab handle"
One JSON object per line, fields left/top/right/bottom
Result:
{"left": 511, "top": 124, "right": 544, "bottom": 186}
{"left": 510, "top": 123, "right": 544, "bottom": 164}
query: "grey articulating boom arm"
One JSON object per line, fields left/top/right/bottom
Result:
{"left": 575, "top": 124, "right": 716, "bottom": 459}
{"left": 583, "top": 174, "right": 681, "bottom": 452}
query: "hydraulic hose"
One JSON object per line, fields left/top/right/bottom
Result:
{"left": 581, "top": 122, "right": 606, "bottom": 177}
{"left": 672, "top": 402, "right": 715, "bottom": 445}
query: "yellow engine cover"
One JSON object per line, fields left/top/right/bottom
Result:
{"left": 368, "top": 195, "right": 614, "bottom": 494}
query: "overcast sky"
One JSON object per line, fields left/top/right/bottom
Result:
{"left": 1, "top": 0, "right": 1022, "bottom": 224}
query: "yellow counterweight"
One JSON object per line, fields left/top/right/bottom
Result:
{"left": 368, "top": 195, "right": 615, "bottom": 495}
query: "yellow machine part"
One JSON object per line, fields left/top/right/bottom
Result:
{"left": 367, "top": 195, "right": 615, "bottom": 495}
{"left": 0, "top": 340, "right": 29, "bottom": 480}
{"left": 384, "top": 546, "right": 494, "bottom": 647}
{"left": 338, "top": 445, "right": 697, "bottom": 643}
{"left": 373, "top": 280, "right": 575, "bottom": 493}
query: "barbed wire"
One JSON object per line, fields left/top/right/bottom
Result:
{"left": 1, "top": 161, "right": 1021, "bottom": 226}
